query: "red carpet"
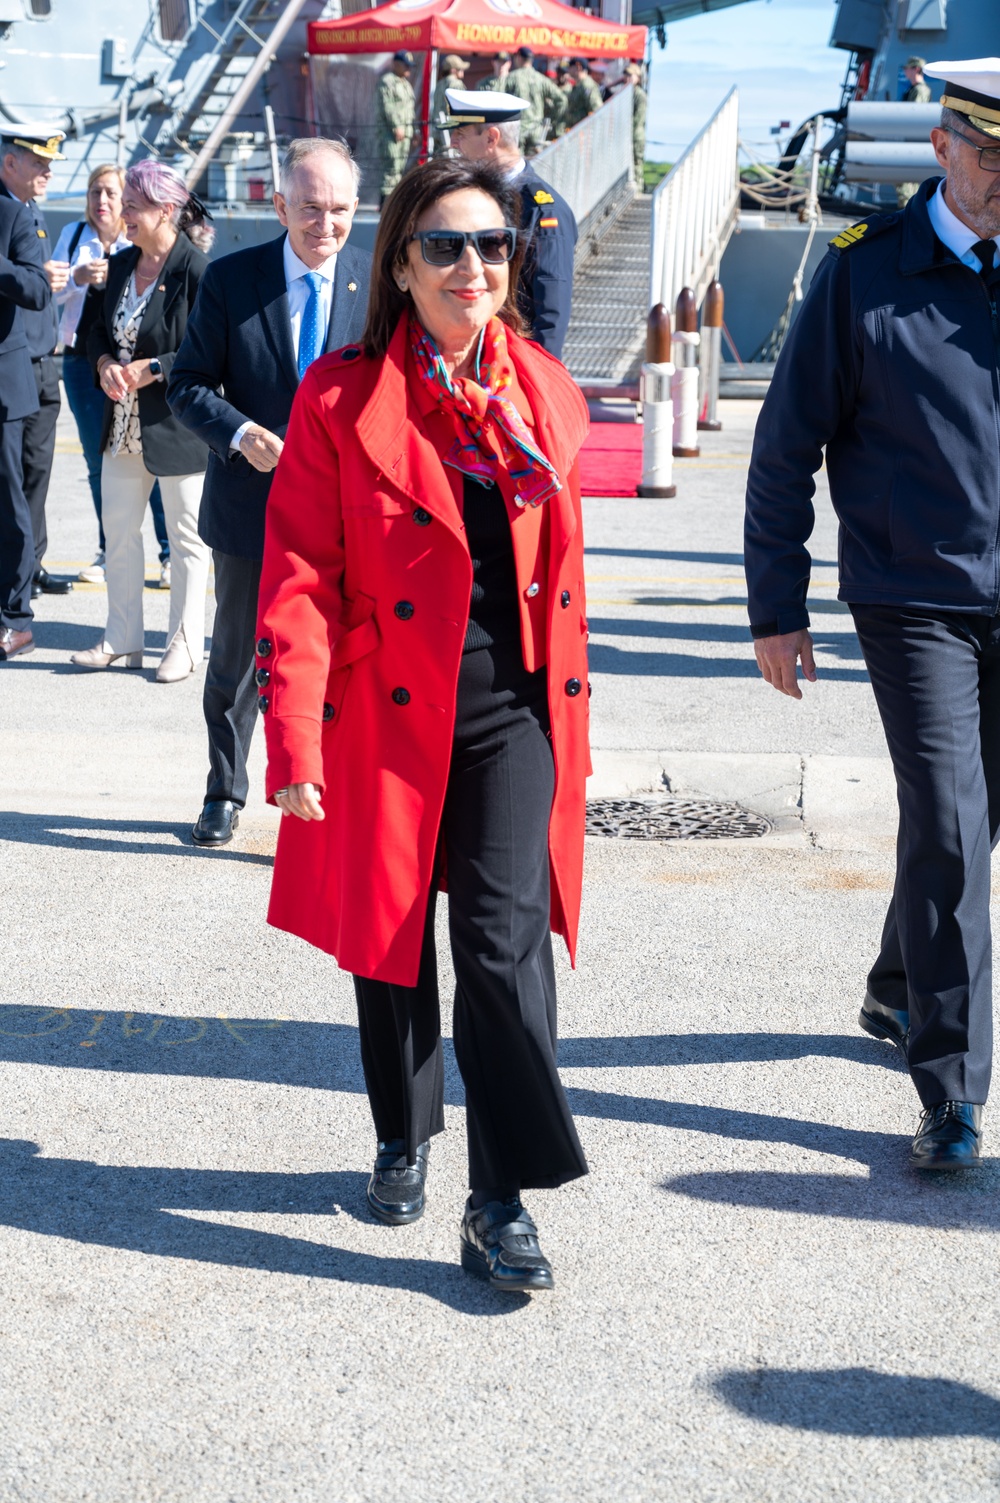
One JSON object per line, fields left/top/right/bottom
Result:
{"left": 578, "top": 421, "right": 643, "bottom": 497}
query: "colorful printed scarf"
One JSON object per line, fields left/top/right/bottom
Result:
{"left": 408, "top": 314, "right": 561, "bottom": 508}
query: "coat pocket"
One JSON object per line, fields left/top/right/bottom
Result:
{"left": 330, "top": 591, "right": 380, "bottom": 669}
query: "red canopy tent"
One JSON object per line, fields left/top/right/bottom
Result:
{"left": 307, "top": 0, "right": 646, "bottom": 62}
{"left": 308, "top": 0, "right": 647, "bottom": 166}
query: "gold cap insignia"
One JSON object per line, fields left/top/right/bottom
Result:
{"left": 11, "top": 133, "right": 66, "bottom": 160}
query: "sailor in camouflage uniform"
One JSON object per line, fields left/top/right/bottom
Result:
{"left": 564, "top": 59, "right": 602, "bottom": 131}
{"left": 431, "top": 54, "right": 469, "bottom": 154}
{"left": 745, "top": 60, "right": 1000, "bottom": 1171}
{"left": 503, "top": 47, "right": 565, "bottom": 156}
{"left": 377, "top": 52, "right": 416, "bottom": 204}
{"left": 477, "top": 53, "right": 511, "bottom": 93}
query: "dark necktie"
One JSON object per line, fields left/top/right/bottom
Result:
{"left": 971, "top": 238, "right": 998, "bottom": 278}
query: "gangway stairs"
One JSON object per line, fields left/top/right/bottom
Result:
{"left": 562, "top": 193, "right": 651, "bottom": 387}
{"left": 556, "top": 87, "right": 740, "bottom": 393}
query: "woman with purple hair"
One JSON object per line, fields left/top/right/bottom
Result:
{"left": 73, "top": 159, "right": 214, "bottom": 682}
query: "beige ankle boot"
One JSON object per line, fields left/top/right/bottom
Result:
{"left": 70, "top": 644, "right": 143, "bottom": 670}
{"left": 155, "top": 627, "right": 196, "bottom": 684}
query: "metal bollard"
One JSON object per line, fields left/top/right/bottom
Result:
{"left": 697, "top": 279, "right": 724, "bottom": 432}
{"left": 672, "top": 287, "right": 701, "bottom": 458}
{"left": 637, "top": 303, "right": 676, "bottom": 498}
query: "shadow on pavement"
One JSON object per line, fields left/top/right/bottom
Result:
{"left": 559, "top": 1032, "right": 905, "bottom": 1070}
{"left": 0, "top": 1009, "right": 902, "bottom": 1093}
{"left": 588, "top": 618, "right": 866, "bottom": 660}
{"left": 0, "top": 1139, "right": 522, "bottom": 1314}
{"left": 1, "top": 1007, "right": 992, "bottom": 1230}
{"left": 713, "top": 1366, "right": 1000, "bottom": 1437}
{"left": 0, "top": 813, "right": 272, "bottom": 865}
{"left": 584, "top": 547, "right": 839, "bottom": 569}
{"left": 587, "top": 642, "right": 870, "bottom": 680}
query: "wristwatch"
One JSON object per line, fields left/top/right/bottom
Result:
{"left": 149, "top": 357, "right": 162, "bottom": 379}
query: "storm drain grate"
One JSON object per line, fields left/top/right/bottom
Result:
{"left": 585, "top": 797, "right": 770, "bottom": 841}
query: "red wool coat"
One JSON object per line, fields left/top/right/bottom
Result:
{"left": 256, "top": 316, "right": 591, "bottom": 986}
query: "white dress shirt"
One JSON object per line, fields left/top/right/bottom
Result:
{"left": 230, "top": 237, "right": 338, "bottom": 452}
{"left": 927, "top": 179, "right": 1000, "bottom": 271}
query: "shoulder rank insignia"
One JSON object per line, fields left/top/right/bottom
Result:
{"left": 830, "top": 222, "right": 868, "bottom": 250}
{"left": 36, "top": 228, "right": 46, "bottom": 238}
{"left": 533, "top": 189, "right": 555, "bottom": 205}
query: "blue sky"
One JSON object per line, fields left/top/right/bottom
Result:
{"left": 645, "top": 0, "right": 847, "bottom": 161}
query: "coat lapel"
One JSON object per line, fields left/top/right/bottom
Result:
{"left": 135, "top": 236, "right": 188, "bottom": 348}
{"left": 325, "top": 249, "right": 362, "bottom": 354}
{"left": 256, "top": 234, "right": 299, "bottom": 391}
{"left": 353, "top": 320, "right": 463, "bottom": 535}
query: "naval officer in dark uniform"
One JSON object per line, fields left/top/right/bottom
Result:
{"left": 745, "top": 59, "right": 1000, "bottom": 1170}
{"left": 0, "top": 126, "right": 70, "bottom": 596}
{"left": 0, "top": 186, "right": 52, "bottom": 659}
{"left": 444, "top": 88, "right": 577, "bottom": 359}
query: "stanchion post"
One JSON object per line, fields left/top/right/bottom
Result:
{"left": 637, "top": 303, "right": 676, "bottom": 498}
{"left": 672, "top": 287, "right": 701, "bottom": 458}
{"left": 698, "top": 279, "right": 724, "bottom": 432}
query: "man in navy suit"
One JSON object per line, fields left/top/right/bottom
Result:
{"left": 169, "top": 138, "right": 371, "bottom": 845}
{"left": 0, "top": 190, "right": 52, "bottom": 660}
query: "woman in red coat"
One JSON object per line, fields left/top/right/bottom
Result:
{"left": 256, "top": 157, "right": 590, "bottom": 1292}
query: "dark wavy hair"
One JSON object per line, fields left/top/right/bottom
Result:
{"left": 362, "top": 157, "right": 525, "bottom": 359}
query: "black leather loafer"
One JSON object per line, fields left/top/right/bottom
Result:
{"left": 32, "top": 569, "right": 72, "bottom": 597}
{"left": 191, "top": 800, "right": 239, "bottom": 847}
{"left": 859, "top": 991, "right": 909, "bottom": 1059}
{"left": 367, "top": 1138, "right": 429, "bottom": 1225}
{"left": 460, "top": 1197, "right": 554, "bottom": 1292}
{"left": 910, "top": 1101, "right": 983, "bottom": 1169}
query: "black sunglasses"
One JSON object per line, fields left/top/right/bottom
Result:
{"left": 409, "top": 227, "right": 517, "bottom": 266}
{"left": 944, "top": 125, "right": 1000, "bottom": 173}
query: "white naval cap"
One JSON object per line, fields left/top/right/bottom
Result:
{"left": 0, "top": 123, "right": 66, "bottom": 160}
{"left": 443, "top": 88, "right": 530, "bottom": 128}
{"left": 924, "top": 58, "right": 1000, "bottom": 139}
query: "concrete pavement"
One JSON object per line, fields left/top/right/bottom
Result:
{"left": 2, "top": 401, "right": 999, "bottom": 1502}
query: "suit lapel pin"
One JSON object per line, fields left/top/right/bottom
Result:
{"left": 348, "top": 281, "right": 357, "bottom": 292}
{"left": 158, "top": 284, "right": 166, "bottom": 292}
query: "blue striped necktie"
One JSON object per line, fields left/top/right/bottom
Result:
{"left": 297, "top": 270, "right": 325, "bottom": 380}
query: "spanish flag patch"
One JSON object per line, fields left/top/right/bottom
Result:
{"left": 533, "top": 189, "right": 555, "bottom": 205}
{"left": 539, "top": 217, "right": 558, "bottom": 228}
{"left": 830, "top": 222, "right": 869, "bottom": 250}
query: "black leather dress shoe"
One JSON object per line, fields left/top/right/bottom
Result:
{"left": 460, "top": 1197, "right": 554, "bottom": 1292}
{"left": 910, "top": 1102, "right": 983, "bottom": 1169}
{"left": 0, "top": 626, "right": 33, "bottom": 660}
{"left": 859, "top": 991, "right": 909, "bottom": 1059}
{"left": 367, "top": 1138, "right": 429, "bottom": 1225}
{"left": 191, "top": 800, "right": 239, "bottom": 847}
{"left": 32, "top": 569, "right": 72, "bottom": 597}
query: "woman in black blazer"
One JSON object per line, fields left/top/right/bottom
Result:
{"left": 73, "top": 161, "right": 213, "bottom": 682}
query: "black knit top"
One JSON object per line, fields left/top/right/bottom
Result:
{"left": 462, "top": 474, "right": 520, "bottom": 653}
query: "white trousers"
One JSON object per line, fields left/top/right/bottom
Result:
{"left": 100, "top": 451, "right": 210, "bottom": 658}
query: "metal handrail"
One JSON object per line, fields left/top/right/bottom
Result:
{"left": 649, "top": 86, "right": 740, "bottom": 311}
{"left": 533, "top": 85, "right": 634, "bottom": 233}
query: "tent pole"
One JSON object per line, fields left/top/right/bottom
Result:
{"left": 420, "top": 49, "right": 437, "bottom": 164}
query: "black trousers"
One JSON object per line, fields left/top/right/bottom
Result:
{"left": 0, "top": 418, "right": 30, "bottom": 630}
{"left": 853, "top": 605, "right": 1000, "bottom": 1107}
{"left": 353, "top": 641, "right": 588, "bottom": 1193}
{"left": 202, "top": 551, "right": 263, "bottom": 807}
{"left": 23, "top": 356, "right": 60, "bottom": 570}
